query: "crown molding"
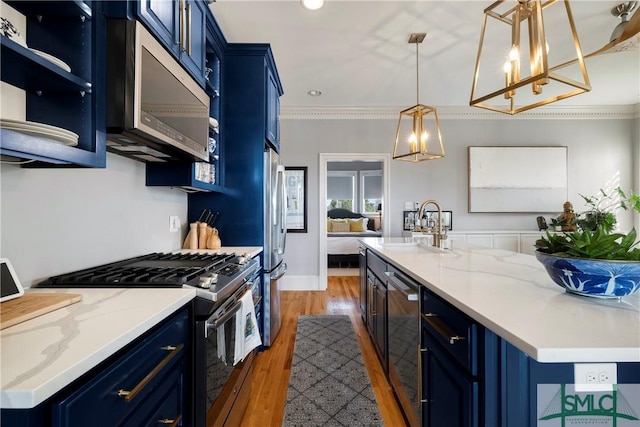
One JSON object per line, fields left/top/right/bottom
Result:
{"left": 280, "top": 104, "right": 640, "bottom": 120}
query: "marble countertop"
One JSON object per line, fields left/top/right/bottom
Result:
{"left": 1, "top": 288, "right": 196, "bottom": 409}
{"left": 361, "top": 237, "right": 640, "bottom": 363}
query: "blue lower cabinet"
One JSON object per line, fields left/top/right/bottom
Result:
{"left": 422, "top": 328, "right": 479, "bottom": 427}
{"left": 1, "top": 305, "right": 192, "bottom": 427}
{"left": 52, "top": 307, "right": 191, "bottom": 426}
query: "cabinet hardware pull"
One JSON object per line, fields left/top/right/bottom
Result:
{"left": 117, "top": 343, "right": 184, "bottom": 402}
{"left": 178, "top": 0, "right": 186, "bottom": 49}
{"left": 157, "top": 415, "right": 182, "bottom": 426}
{"left": 417, "top": 344, "right": 424, "bottom": 408}
{"left": 186, "top": 1, "right": 192, "bottom": 55}
{"left": 422, "top": 313, "right": 466, "bottom": 345}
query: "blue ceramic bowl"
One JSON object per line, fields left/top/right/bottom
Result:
{"left": 535, "top": 251, "right": 640, "bottom": 298}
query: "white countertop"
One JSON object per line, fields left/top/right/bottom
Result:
{"left": 361, "top": 237, "right": 640, "bottom": 364}
{"left": 0, "top": 288, "right": 196, "bottom": 409}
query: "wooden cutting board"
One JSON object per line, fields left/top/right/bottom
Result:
{"left": 0, "top": 293, "right": 83, "bottom": 330}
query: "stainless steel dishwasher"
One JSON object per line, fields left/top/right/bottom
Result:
{"left": 385, "top": 266, "right": 421, "bottom": 427}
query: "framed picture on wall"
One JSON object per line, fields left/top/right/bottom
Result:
{"left": 468, "top": 146, "right": 568, "bottom": 212}
{"left": 285, "top": 167, "right": 307, "bottom": 233}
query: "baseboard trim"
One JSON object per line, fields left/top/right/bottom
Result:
{"left": 280, "top": 275, "right": 323, "bottom": 291}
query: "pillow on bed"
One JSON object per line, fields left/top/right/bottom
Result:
{"left": 349, "top": 217, "right": 368, "bottom": 232}
{"left": 331, "top": 220, "right": 351, "bottom": 232}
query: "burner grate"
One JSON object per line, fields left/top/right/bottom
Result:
{"left": 38, "top": 252, "right": 244, "bottom": 288}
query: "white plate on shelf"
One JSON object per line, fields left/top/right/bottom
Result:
{"left": 0, "top": 118, "right": 78, "bottom": 138}
{"left": 0, "top": 119, "right": 79, "bottom": 147}
{"left": 28, "top": 48, "right": 71, "bottom": 73}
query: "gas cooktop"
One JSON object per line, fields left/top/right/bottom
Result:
{"left": 37, "top": 252, "right": 251, "bottom": 289}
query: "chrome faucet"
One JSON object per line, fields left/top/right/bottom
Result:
{"left": 417, "top": 199, "right": 445, "bottom": 248}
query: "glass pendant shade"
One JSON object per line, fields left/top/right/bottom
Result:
{"left": 393, "top": 33, "right": 445, "bottom": 162}
{"left": 469, "top": 0, "right": 591, "bottom": 115}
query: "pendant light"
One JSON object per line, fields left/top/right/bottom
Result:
{"left": 469, "top": 0, "right": 591, "bottom": 115}
{"left": 393, "top": 33, "right": 445, "bottom": 162}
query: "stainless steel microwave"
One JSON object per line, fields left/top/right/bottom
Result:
{"left": 106, "top": 20, "right": 210, "bottom": 162}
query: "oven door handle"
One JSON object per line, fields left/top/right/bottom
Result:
{"left": 205, "top": 300, "right": 243, "bottom": 338}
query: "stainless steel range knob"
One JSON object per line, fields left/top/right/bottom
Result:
{"left": 198, "top": 276, "right": 212, "bottom": 288}
{"left": 209, "top": 273, "right": 219, "bottom": 283}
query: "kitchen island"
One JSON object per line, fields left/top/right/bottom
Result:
{"left": 360, "top": 237, "right": 640, "bottom": 427}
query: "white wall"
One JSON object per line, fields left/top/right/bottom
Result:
{"left": 0, "top": 153, "right": 188, "bottom": 287}
{"left": 280, "top": 115, "right": 637, "bottom": 278}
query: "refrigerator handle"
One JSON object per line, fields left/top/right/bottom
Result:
{"left": 277, "top": 165, "right": 287, "bottom": 255}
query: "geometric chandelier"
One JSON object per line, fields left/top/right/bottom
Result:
{"left": 469, "top": 0, "right": 591, "bottom": 115}
{"left": 393, "top": 33, "right": 445, "bottom": 162}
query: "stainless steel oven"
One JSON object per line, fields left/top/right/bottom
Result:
{"left": 194, "top": 265, "right": 261, "bottom": 427}
{"left": 386, "top": 266, "right": 421, "bottom": 427}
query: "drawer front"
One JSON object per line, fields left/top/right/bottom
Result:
{"left": 366, "top": 250, "right": 387, "bottom": 282}
{"left": 422, "top": 291, "right": 477, "bottom": 374}
{"left": 122, "top": 360, "right": 186, "bottom": 427}
{"left": 53, "top": 308, "right": 189, "bottom": 427}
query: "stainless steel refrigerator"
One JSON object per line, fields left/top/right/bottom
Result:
{"left": 263, "top": 149, "right": 287, "bottom": 346}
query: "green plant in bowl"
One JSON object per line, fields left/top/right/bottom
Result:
{"left": 534, "top": 187, "right": 640, "bottom": 298}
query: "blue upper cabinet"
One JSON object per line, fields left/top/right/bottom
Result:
{"left": 266, "top": 65, "right": 281, "bottom": 152}
{"left": 137, "top": 0, "right": 207, "bottom": 87}
{"left": 225, "top": 44, "right": 283, "bottom": 154}
{"left": 0, "top": 1, "right": 106, "bottom": 167}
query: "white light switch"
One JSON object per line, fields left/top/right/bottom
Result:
{"left": 404, "top": 202, "right": 413, "bottom": 210}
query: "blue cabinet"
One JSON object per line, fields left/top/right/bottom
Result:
{"left": 421, "top": 317, "right": 479, "bottom": 427}
{"left": 137, "top": 0, "right": 207, "bottom": 87}
{"left": 52, "top": 307, "right": 191, "bottom": 426}
{"left": 1, "top": 305, "right": 192, "bottom": 427}
{"left": 366, "top": 250, "right": 388, "bottom": 369}
{"left": 265, "top": 65, "right": 281, "bottom": 151}
{"left": 225, "top": 44, "right": 283, "bottom": 153}
{"left": 0, "top": 1, "right": 106, "bottom": 167}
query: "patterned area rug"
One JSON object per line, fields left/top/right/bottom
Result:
{"left": 283, "top": 315, "right": 384, "bottom": 426}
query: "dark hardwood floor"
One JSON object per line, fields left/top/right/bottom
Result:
{"left": 238, "top": 275, "right": 406, "bottom": 426}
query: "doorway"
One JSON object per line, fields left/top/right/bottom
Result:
{"left": 318, "top": 153, "right": 390, "bottom": 290}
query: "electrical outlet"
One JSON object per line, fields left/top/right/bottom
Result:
{"left": 575, "top": 363, "right": 617, "bottom": 392}
{"left": 169, "top": 216, "right": 180, "bottom": 233}
{"left": 404, "top": 202, "right": 413, "bottom": 210}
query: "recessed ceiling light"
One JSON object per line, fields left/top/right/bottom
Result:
{"left": 307, "top": 90, "right": 322, "bottom": 96}
{"left": 301, "top": 0, "right": 324, "bottom": 10}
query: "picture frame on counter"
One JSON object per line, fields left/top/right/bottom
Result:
{"left": 285, "top": 166, "right": 308, "bottom": 233}
{"left": 403, "top": 210, "right": 453, "bottom": 231}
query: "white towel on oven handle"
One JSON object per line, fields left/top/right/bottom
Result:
{"left": 233, "top": 289, "right": 262, "bottom": 365}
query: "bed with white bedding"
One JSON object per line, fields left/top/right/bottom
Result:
{"left": 327, "top": 208, "right": 382, "bottom": 268}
